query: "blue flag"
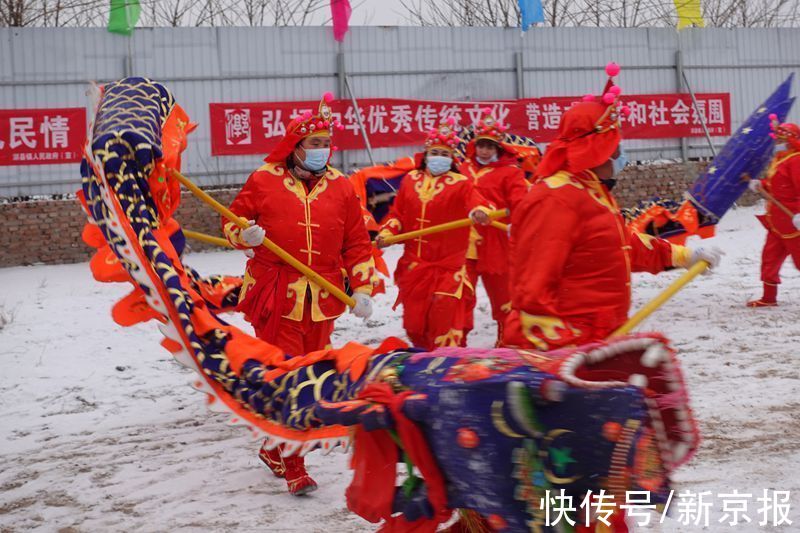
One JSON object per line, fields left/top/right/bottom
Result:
{"left": 519, "top": 0, "right": 544, "bottom": 30}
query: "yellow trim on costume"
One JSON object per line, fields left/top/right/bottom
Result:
{"left": 350, "top": 257, "right": 375, "bottom": 284}
{"left": 671, "top": 245, "right": 692, "bottom": 268}
{"left": 519, "top": 312, "right": 581, "bottom": 351}
{"left": 284, "top": 277, "right": 308, "bottom": 321}
{"left": 433, "top": 328, "right": 464, "bottom": 348}
{"left": 238, "top": 267, "right": 256, "bottom": 304}
{"left": 434, "top": 264, "right": 474, "bottom": 299}
{"left": 466, "top": 226, "right": 481, "bottom": 260}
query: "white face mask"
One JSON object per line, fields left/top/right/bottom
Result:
{"left": 299, "top": 147, "right": 330, "bottom": 172}
{"left": 476, "top": 154, "right": 498, "bottom": 166}
{"left": 426, "top": 155, "right": 453, "bottom": 176}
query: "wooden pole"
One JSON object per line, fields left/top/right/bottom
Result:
{"left": 381, "top": 209, "right": 509, "bottom": 246}
{"left": 759, "top": 187, "right": 796, "bottom": 218}
{"left": 490, "top": 220, "right": 509, "bottom": 233}
{"left": 612, "top": 260, "right": 710, "bottom": 336}
{"left": 183, "top": 229, "right": 233, "bottom": 249}
{"left": 171, "top": 170, "right": 356, "bottom": 308}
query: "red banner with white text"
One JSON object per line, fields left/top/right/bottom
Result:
{"left": 209, "top": 94, "right": 730, "bottom": 156}
{"left": 0, "top": 108, "right": 87, "bottom": 166}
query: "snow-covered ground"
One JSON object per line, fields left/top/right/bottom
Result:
{"left": 1, "top": 204, "right": 798, "bottom": 532}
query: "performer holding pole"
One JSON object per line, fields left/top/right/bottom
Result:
{"left": 746, "top": 116, "right": 800, "bottom": 307}
{"left": 221, "top": 93, "right": 377, "bottom": 496}
{"left": 459, "top": 108, "right": 530, "bottom": 345}
{"left": 502, "top": 64, "right": 723, "bottom": 351}
{"left": 375, "top": 119, "right": 492, "bottom": 349}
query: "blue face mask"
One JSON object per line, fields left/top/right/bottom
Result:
{"left": 300, "top": 147, "right": 330, "bottom": 172}
{"left": 426, "top": 155, "right": 453, "bottom": 176}
{"left": 612, "top": 149, "right": 629, "bottom": 176}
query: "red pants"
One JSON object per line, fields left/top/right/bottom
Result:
{"left": 760, "top": 232, "right": 800, "bottom": 285}
{"left": 464, "top": 260, "right": 511, "bottom": 345}
{"left": 405, "top": 293, "right": 468, "bottom": 350}
{"left": 254, "top": 303, "right": 335, "bottom": 356}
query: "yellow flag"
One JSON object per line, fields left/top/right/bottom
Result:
{"left": 674, "top": 0, "right": 704, "bottom": 29}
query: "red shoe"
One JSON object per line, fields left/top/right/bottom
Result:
{"left": 284, "top": 454, "right": 318, "bottom": 496}
{"left": 746, "top": 299, "right": 778, "bottom": 308}
{"left": 258, "top": 442, "right": 286, "bottom": 478}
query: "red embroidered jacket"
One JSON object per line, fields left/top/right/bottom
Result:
{"left": 503, "top": 170, "right": 691, "bottom": 350}
{"left": 758, "top": 150, "right": 800, "bottom": 239}
{"left": 459, "top": 155, "right": 529, "bottom": 274}
{"left": 223, "top": 162, "right": 375, "bottom": 332}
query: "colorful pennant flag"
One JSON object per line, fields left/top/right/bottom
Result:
{"left": 108, "top": 0, "right": 141, "bottom": 36}
{"left": 331, "top": 0, "right": 352, "bottom": 42}
{"left": 519, "top": 0, "right": 545, "bottom": 31}
{"left": 673, "top": 0, "right": 705, "bottom": 29}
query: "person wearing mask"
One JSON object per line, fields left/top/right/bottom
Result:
{"left": 746, "top": 117, "right": 800, "bottom": 307}
{"left": 503, "top": 71, "right": 723, "bottom": 351}
{"left": 459, "top": 109, "right": 530, "bottom": 345}
{"left": 222, "top": 93, "right": 376, "bottom": 496}
{"left": 376, "top": 119, "right": 491, "bottom": 349}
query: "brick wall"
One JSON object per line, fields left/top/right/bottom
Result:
{"left": 0, "top": 162, "right": 760, "bottom": 268}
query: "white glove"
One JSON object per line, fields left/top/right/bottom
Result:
{"left": 688, "top": 246, "right": 724, "bottom": 273}
{"left": 351, "top": 292, "right": 373, "bottom": 319}
{"left": 241, "top": 220, "right": 266, "bottom": 247}
{"left": 748, "top": 179, "right": 762, "bottom": 193}
{"left": 793, "top": 213, "right": 800, "bottom": 230}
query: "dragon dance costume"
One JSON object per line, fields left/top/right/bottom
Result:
{"left": 378, "top": 121, "right": 490, "bottom": 350}
{"left": 222, "top": 94, "right": 377, "bottom": 495}
{"left": 459, "top": 110, "right": 530, "bottom": 345}
{"left": 503, "top": 67, "right": 710, "bottom": 351}
{"left": 79, "top": 75, "right": 708, "bottom": 533}
{"left": 747, "top": 119, "right": 800, "bottom": 307}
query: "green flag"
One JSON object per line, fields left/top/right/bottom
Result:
{"left": 108, "top": 0, "right": 141, "bottom": 36}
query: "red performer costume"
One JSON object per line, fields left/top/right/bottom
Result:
{"left": 223, "top": 94, "right": 376, "bottom": 496}
{"left": 503, "top": 65, "right": 721, "bottom": 351}
{"left": 377, "top": 119, "right": 491, "bottom": 349}
{"left": 459, "top": 109, "right": 530, "bottom": 345}
{"left": 747, "top": 118, "right": 800, "bottom": 307}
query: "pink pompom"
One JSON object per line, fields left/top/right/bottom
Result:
{"left": 481, "top": 107, "right": 492, "bottom": 114}
{"left": 769, "top": 113, "right": 778, "bottom": 121}
{"left": 302, "top": 110, "right": 313, "bottom": 119}
{"left": 609, "top": 85, "right": 622, "bottom": 96}
{"left": 336, "top": 123, "right": 345, "bottom": 131}
{"left": 446, "top": 117, "right": 456, "bottom": 126}
{"left": 582, "top": 94, "right": 595, "bottom": 102}
{"left": 322, "top": 120, "right": 330, "bottom": 128}
{"left": 769, "top": 132, "right": 777, "bottom": 139}
{"left": 606, "top": 62, "right": 621, "bottom": 77}
{"left": 621, "top": 105, "right": 631, "bottom": 116}
{"left": 331, "top": 145, "right": 339, "bottom": 151}
{"left": 323, "top": 91, "right": 334, "bottom": 103}
{"left": 602, "top": 92, "right": 616, "bottom": 105}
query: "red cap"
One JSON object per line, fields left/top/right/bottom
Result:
{"left": 265, "top": 93, "right": 338, "bottom": 163}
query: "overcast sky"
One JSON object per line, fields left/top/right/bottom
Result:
{"left": 347, "top": 0, "right": 410, "bottom": 26}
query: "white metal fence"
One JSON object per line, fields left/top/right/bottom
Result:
{"left": 1, "top": 26, "right": 799, "bottom": 196}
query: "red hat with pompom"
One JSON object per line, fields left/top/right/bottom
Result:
{"left": 535, "top": 62, "right": 628, "bottom": 179}
{"left": 768, "top": 113, "right": 800, "bottom": 151}
{"left": 424, "top": 117, "right": 460, "bottom": 152}
{"left": 265, "top": 92, "right": 341, "bottom": 163}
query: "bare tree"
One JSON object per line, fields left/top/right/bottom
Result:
{"left": 399, "top": 0, "right": 800, "bottom": 28}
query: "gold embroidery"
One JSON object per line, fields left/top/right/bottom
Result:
{"left": 433, "top": 328, "right": 464, "bottom": 348}
{"left": 519, "top": 312, "right": 581, "bottom": 350}
{"left": 238, "top": 267, "right": 256, "bottom": 304}
{"left": 434, "top": 264, "right": 474, "bottom": 299}
{"left": 284, "top": 277, "right": 307, "bottom": 320}
{"left": 350, "top": 257, "right": 375, "bottom": 283}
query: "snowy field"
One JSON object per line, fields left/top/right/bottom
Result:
{"left": 1, "top": 204, "right": 799, "bottom": 532}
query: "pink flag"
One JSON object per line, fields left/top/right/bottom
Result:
{"left": 331, "top": 0, "right": 352, "bottom": 42}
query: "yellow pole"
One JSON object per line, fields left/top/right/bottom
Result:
{"left": 171, "top": 170, "right": 356, "bottom": 308}
{"left": 612, "top": 260, "right": 709, "bottom": 336}
{"left": 490, "top": 221, "right": 509, "bottom": 233}
{"left": 183, "top": 229, "right": 233, "bottom": 249}
{"left": 381, "top": 208, "right": 509, "bottom": 245}
{"left": 759, "top": 188, "right": 796, "bottom": 218}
